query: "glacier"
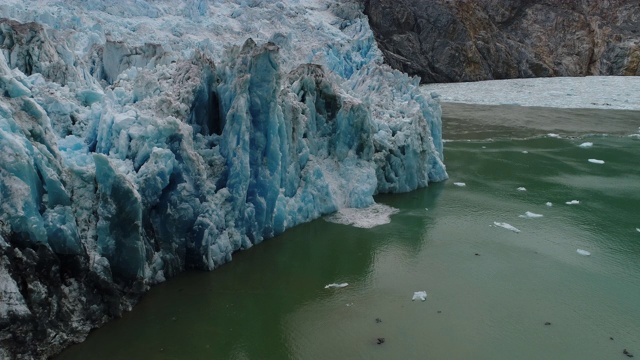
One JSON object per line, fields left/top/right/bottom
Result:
{"left": 0, "top": 0, "right": 447, "bottom": 358}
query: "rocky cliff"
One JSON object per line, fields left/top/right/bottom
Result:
{"left": 360, "top": 0, "right": 640, "bottom": 83}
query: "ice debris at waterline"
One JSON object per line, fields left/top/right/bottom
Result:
{"left": 548, "top": 133, "right": 561, "bottom": 138}
{"left": 493, "top": 222, "right": 521, "bottom": 233}
{"left": 566, "top": 200, "right": 581, "bottom": 205}
{"left": 324, "top": 204, "right": 399, "bottom": 229}
{"left": 412, "top": 291, "right": 428, "bottom": 301}
{"left": 454, "top": 182, "right": 467, "bottom": 187}
{"left": 588, "top": 159, "right": 605, "bottom": 164}
{"left": 325, "top": 283, "right": 349, "bottom": 289}
{"left": 579, "top": 142, "right": 594, "bottom": 148}
{"left": 577, "top": 249, "right": 591, "bottom": 256}
{"left": 519, "top": 211, "right": 543, "bottom": 219}
{"left": 0, "top": 1, "right": 448, "bottom": 358}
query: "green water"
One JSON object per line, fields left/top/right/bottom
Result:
{"left": 57, "top": 105, "right": 640, "bottom": 360}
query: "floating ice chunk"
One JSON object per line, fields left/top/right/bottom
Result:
{"left": 588, "top": 159, "right": 605, "bottom": 164}
{"left": 546, "top": 202, "right": 553, "bottom": 207}
{"left": 453, "top": 182, "right": 466, "bottom": 187}
{"left": 566, "top": 200, "right": 580, "bottom": 205}
{"left": 482, "top": 146, "right": 486, "bottom": 149}
{"left": 324, "top": 204, "right": 399, "bottom": 229}
{"left": 576, "top": 249, "right": 591, "bottom": 256}
{"left": 493, "top": 222, "right": 521, "bottom": 233}
{"left": 412, "top": 291, "right": 427, "bottom": 301}
{"left": 325, "top": 283, "right": 349, "bottom": 289}
{"left": 547, "top": 133, "right": 561, "bottom": 138}
{"left": 636, "top": 228, "right": 640, "bottom": 233}
{"left": 517, "top": 187, "right": 527, "bottom": 191}
{"left": 519, "top": 211, "right": 543, "bottom": 219}
{"left": 579, "top": 142, "right": 593, "bottom": 148}
{"left": 522, "top": 151, "right": 529, "bottom": 154}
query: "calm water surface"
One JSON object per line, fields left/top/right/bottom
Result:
{"left": 58, "top": 105, "right": 640, "bottom": 360}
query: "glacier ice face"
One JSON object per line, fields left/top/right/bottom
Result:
{"left": 0, "top": 0, "right": 447, "bottom": 358}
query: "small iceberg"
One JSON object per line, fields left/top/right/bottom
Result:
{"left": 325, "top": 283, "right": 349, "bottom": 289}
{"left": 325, "top": 204, "right": 399, "bottom": 229}
{"left": 546, "top": 202, "right": 553, "bottom": 207}
{"left": 566, "top": 200, "right": 580, "bottom": 205}
{"left": 412, "top": 291, "right": 427, "bottom": 301}
{"left": 579, "top": 142, "right": 593, "bottom": 148}
{"left": 588, "top": 159, "right": 605, "bottom": 164}
{"left": 547, "top": 133, "right": 561, "bottom": 138}
{"left": 519, "top": 211, "right": 543, "bottom": 219}
{"left": 453, "top": 182, "right": 466, "bottom": 187}
{"left": 576, "top": 249, "right": 591, "bottom": 256}
{"left": 517, "top": 187, "right": 527, "bottom": 191}
{"left": 493, "top": 222, "right": 521, "bottom": 233}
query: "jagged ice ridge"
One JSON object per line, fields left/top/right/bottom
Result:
{"left": 0, "top": 0, "right": 447, "bottom": 358}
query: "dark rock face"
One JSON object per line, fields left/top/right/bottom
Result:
{"left": 360, "top": 0, "right": 640, "bottom": 83}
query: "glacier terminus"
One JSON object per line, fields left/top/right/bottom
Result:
{"left": 0, "top": 0, "right": 447, "bottom": 358}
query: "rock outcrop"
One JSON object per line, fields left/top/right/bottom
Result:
{"left": 360, "top": 0, "right": 640, "bottom": 83}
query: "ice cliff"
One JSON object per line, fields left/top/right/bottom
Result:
{"left": 0, "top": 0, "right": 447, "bottom": 358}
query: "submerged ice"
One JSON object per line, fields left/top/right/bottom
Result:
{"left": 0, "top": 0, "right": 447, "bottom": 356}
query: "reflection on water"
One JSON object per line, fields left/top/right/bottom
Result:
{"left": 57, "top": 106, "right": 640, "bottom": 360}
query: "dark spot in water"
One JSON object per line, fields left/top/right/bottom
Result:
{"left": 376, "top": 338, "right": 385, "bottom": 345}
{"left": 610, "top": 337, "right": 614, "bottom": 340}
{"left": 475, "top": 253, "right": 480, "bottom": 256}
{"left": 437, "top": 310, "right": 442, "bottom": 313}
{"left": 623, "top": 349, "right": 634, "bottom": 358}
{"left": 375, "top": 318, "right": 382, "bottom": 323}
{"left": 544, "top": 322, "right": 551, "bottom": 326}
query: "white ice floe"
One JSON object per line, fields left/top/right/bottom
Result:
{"left": 588, "top": 159, "right": 605, "bottom": 164}
{"left": 579, "top": 142, "right": 594, "bottom": 148}
{"left": 422, "top": 76, "right": 640, "bottom": 110}
{"left": 324, "top": 204, "right": 399, "bottom": 229}
{"left": 325, "top": 283, "right": 349, "bottom": 289}
{"left": 522, "top": 151, "right": 529, "bottom": 154}
{"left": 636, "top": 228, "right": 640, "bottom": 233}
{"left": 576, "top": 249, "right": 591, "bottom": 256}
{"left": 546, "top": 202, "right": 553, "bottom": 207}
{"left": 519, "top": 211, "right": 543, "bottom": 219}
{"left": 412, "top": 291, "right": 427, "bottom": 301}
{"left": 453, "top": 182, "right": 467, "bottom": 187}
{"left": 547, "top": 133, "right": 561, "bottom": 138}
{"left": 517, "top": 187, "right": 527, "bottom": 191}
{"left": 493, "top": 222, "right": 521, "bottom": 233}
{"left": 566, "top": 200, "right": 580, "bottom": 205}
